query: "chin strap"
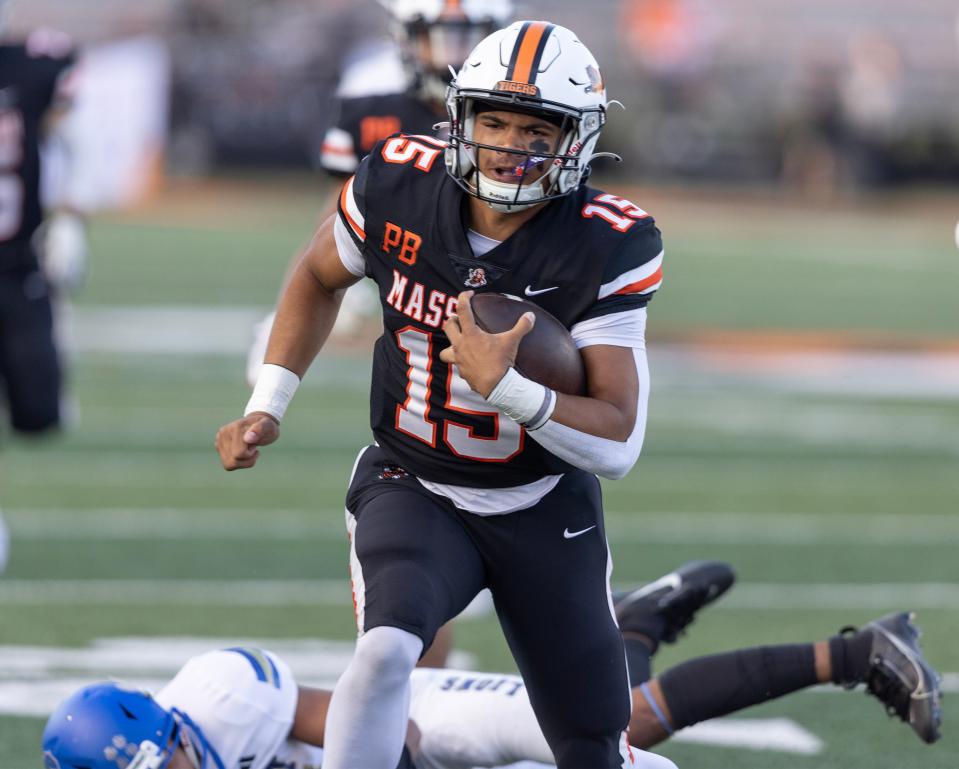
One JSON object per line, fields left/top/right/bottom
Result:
{"left": 476, "top": 171, "right": 548, "bottom": 213}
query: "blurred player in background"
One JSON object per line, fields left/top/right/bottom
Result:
{"left": 0, "top": 2, "right": 89, "bottom": 575}
{"left": 318, "top": 0, "right": 514, "bottom": 176}
{"left": 40, "top": 564, "right": 940, "bottom": 768}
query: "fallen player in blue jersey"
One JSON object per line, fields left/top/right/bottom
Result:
{"left": 42, "top": 562, "right": 940, "bottom": 769}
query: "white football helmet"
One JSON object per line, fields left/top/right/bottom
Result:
{"left": 445, "top": 21, "right": 610, "bottom": 212}
{"left": 382, "top": 0, "right": 513, "bottom": 101}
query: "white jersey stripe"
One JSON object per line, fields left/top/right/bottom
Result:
{"left": 339, "top": 175, "right": 366, "bottom": 242}
{"left": 345, "top": 446, "right": 371, "bottom": 636}
{"left": 598, "top": 251, "right": 664, "bottom": 299}
{"left": 333, "top": 216, "right": 366, "bottom": 277}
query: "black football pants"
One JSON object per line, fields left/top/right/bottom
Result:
{"left": 0, "top": 261, "right": 61, "bottom": 434}
{"left": 345, "top": 445, "right": 632, "bottom": 768}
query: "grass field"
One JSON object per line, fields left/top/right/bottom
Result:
{"left": 1, "top": 176, "right": 957, "bottom": 768}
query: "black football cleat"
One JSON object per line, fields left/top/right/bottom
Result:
{"left": 614, "top": 560, "right": 736, "bottom": 643}
{"left": 849, "top": 612, "right": 943, "bottom": 744}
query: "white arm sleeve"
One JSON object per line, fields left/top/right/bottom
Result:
{"left": 527, "top": 346, "right": 649, "bottom": 480}
{"left": 523, "top": 308, "right": 649, "bottom": 480}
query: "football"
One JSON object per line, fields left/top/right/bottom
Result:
{"left": 470, "top": 292, "right": 587, "bottom": 396}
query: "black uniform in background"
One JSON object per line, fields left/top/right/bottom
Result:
{"left": 338, "top": 133, "right": 663, "bottom": 767}
{"left": 319, "top": 91, "right": 441, "bottom": 177}
{"left": 0, "top": 39, "right": 75, "bottom": 433}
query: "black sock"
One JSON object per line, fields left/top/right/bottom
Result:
{"left": 828, "top": 628, "right": 874, "bottom": 685}
{"left": 658, "top": 644, "right": 817, "bottom": 729}
{"left": 624, "top": 637, "right": 654, "bottom": 687}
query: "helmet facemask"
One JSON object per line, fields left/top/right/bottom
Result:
{"left": 446, "top": 89, "right": 606, "bottom": 212}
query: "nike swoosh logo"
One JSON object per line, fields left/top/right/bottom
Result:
{"left": 617, "top": 573, "right": 681, "bottom": 608}
{"left": 563, "top": 525, "right": 596, "bottom": 539}
{"left": 525, "top": 285, "right": 559, "bottom": 296}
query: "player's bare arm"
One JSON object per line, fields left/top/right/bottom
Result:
{"left": 215, "top": 214, "right": 359, "bottom": 471}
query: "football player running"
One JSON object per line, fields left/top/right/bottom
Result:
{"left": 218, "top": 20, "right": 662, "bottom": 768}
{"left": 0, "top": 7, "right": 87, "bottom": 575}
{"left": 41, "top": 565, "right": 941, "bottom": 768}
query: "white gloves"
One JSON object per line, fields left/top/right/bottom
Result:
{"left": 38, "top": 211, "right": 88, "bottom": 293}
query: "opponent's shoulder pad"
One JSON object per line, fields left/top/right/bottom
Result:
{"left": 216, "top": 646, "right": 289, "bottom": 691}
{"left": 156, "top": 648, "right": 297, "bottom": 767}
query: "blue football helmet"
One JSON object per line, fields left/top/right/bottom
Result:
{"left": 42, "top": 682, "right": 221, "bottom": 769}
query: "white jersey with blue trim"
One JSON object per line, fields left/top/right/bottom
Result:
{"left": 408, "top": 668, "right": 677, "bottom": 769}
{"left": 154, "top": 648, "right": 323, "bottom": 769}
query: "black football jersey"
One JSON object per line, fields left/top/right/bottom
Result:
{"left": 338, "top": 134, "right": 664, "bottom": 488}
{"left": 319, "top": 91, "right": 441, "bottom": 177}
{"left": 0, "top": 37, "right": 76, "bottom": 250}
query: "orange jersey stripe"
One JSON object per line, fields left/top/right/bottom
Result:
{"left": 511, "top": 22, "right": 549, "bottom": 84}
{"left": 339, "top": 178, "right": 366, "bottom": 241}
{"left": 615, "top": 265, "right": 663, "bottom": 295}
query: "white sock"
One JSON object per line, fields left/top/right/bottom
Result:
{"left": 322, "top": 626, "right": 423, "bottom": 769}
{"left": 0, "top": 509, "right": 8, "bottom": 574}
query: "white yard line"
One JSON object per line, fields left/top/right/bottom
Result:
{"left": 7, "top": 509, "right": 959, "bottom": 546}
{"left": 69, "top": 306, "right": 959, "bottom": 398}
{"left": 1, "top": 579, "right": 957, "bottom": 610}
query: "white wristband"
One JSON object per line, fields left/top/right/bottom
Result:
{"left": 244, "top": 363, "right": 301, "bottom": 422}
{"left": 485, "top": 367, "right": 556, "bottom": 431}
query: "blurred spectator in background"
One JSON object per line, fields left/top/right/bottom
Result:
{"left": 779, "top": 46, "right": 847, "bottom": 199}
{"left": 0, "top": 5, "right": 89, "bottom": 574}
{"left": 168, "top": 0, "right": 363, "bottom": 171}
{"left": 617, "top": 0, "right": 721, "bottom": 177}
{"left": 839, "top": 30, "right": 903, "bottom": 186}
{"left": 780, "top": 33, "right": 903, "bottom": 199}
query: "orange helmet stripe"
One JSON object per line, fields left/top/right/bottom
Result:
{"left": 505, "top": 22, "right": 554, "bottom": 84}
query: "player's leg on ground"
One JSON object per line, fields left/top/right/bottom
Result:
{"left": 614, "top": 560, "right": 736, "bottom": 685}
{"left": 481, "top": 472, "right": 632, "bottom": 768}
{"left": 629, "top": 612, "right": 942, "bottom": 747}
{"left": 323, "top": 447, "right": 487, "bottom": 769}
